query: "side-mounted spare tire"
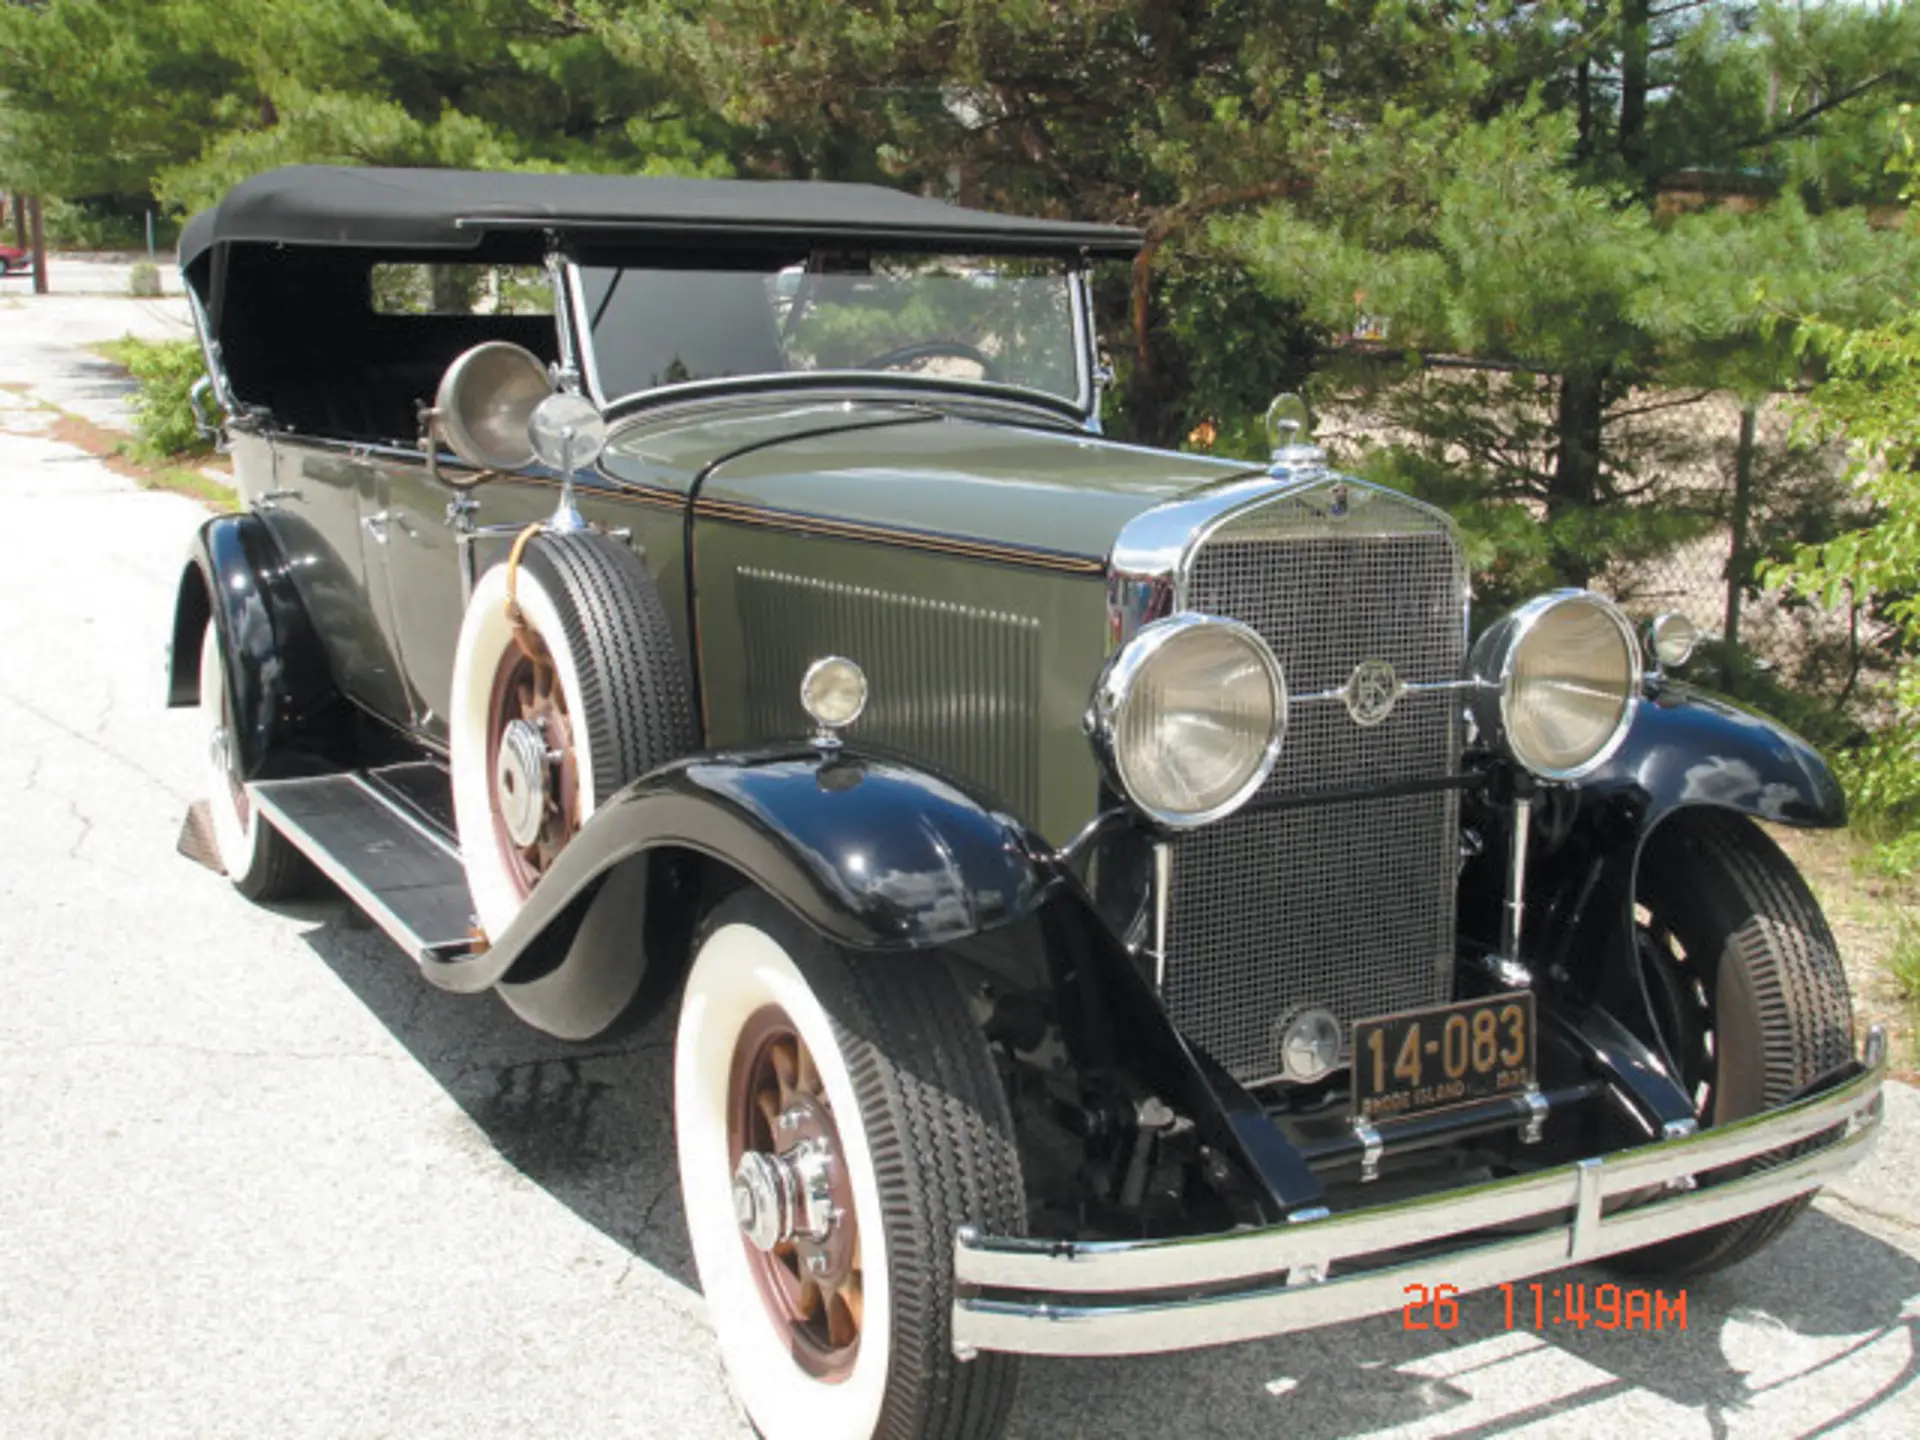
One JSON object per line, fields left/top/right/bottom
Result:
{"left": 449, "top": 530, "right": 694, "bottom": 1032}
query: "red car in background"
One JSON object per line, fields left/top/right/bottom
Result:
{"left": 0, "top": 242, "right": 28, "bottom": 277}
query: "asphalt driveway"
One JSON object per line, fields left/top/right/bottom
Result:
{"left": 0, "top": 296, "right": 1914, "bottom": 1438}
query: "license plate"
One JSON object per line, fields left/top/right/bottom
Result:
{"left": 1351, "top": 992, "right": 1536, "bottom": 1122}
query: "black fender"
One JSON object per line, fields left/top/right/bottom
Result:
{"left": 431, "top": 742, "right": 1314, "bottom": 1219}
{"left": 422, "top": 744, "right": 1067, "bottom": 995}
{"left": 166, "top": 513, "right": 353, "bottom": 778}
{"left": 1527, "top": 683, "right": 1845, "bottom": 985}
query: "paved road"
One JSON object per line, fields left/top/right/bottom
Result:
{"left": 1, "top": 306, "right": 1916, "bottom": 1438}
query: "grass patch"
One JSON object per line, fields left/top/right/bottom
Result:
{"left": 9, "top": 384, "right": 236, "bottom": 510}
{"left": 46, "top": 409, "right": 236, "bottom": 508}
{"left": 1890, "top": 915, "right": 1920, "bottom": 1032}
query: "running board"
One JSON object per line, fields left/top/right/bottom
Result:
{"left": 249, "top": 774, "right": 478, "bottom": 964}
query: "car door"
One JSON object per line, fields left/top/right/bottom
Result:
{"left": 258, "top": 434, "right": 414, "bottom": 726}
{"left": 376, "top": 453, "right": 555, "bottom": 746}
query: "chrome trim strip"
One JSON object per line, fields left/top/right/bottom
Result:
{"left": 1289, "top": 677, "right": 1480, "bottom": 707}
{"left": 1150, "top": 841, "right": 1173, "bottom": 990}
{"left": 1103, "top": 471, "right": 1469, "bottom": 654}
{"left": 953, "top": 1120, "right": 1877, "bottom": 1357}
{"left": 953, "top": 1039, "right": 1882, "bottom": 1311}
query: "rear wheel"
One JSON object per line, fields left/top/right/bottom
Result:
{"left": 196, "top": 621, "right": 310, "bottom": 900}
{"left": 1612, "top": 811, "right": 1854, "bottom": 1276}
{"left": 675, "top": 892, "right": 1025, "bottom": 1440}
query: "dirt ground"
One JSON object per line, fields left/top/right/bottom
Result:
{"left": 1776, "top": 826, "right": 1919, "bottom": 1080}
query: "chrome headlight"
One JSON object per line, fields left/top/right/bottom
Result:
{"left": 1090, "top": 614, "right": 1287, "bottom": 828}
{"left": 1469, "top": 590, "right": 1641, "bottom": 780}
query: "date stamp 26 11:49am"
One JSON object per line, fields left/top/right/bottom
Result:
{"left": 1403, "top": 1281, "right": 1687, "bottom": 1332}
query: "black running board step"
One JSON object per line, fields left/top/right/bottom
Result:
{"left": 249, "top": 774, "right": 477, "bottom": 964}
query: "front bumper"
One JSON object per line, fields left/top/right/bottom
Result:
{"left": 953, "top": 1028, "right": 1887, "bottom": 1358}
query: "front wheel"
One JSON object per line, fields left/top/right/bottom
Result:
{"left": 675, "top": 892, "right": 1025, "bottom": 1440}
{"left": 1612, "top": 811, "right": 1855, "bottom": 1276}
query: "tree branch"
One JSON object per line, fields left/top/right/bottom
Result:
{"left": 1736, "top": 73, "right": 1898, "bottom": 150}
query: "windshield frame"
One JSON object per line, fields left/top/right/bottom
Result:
{"left": 561, "top": 251, "right": 1099, "bottom": 423}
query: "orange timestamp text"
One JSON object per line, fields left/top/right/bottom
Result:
{"left": 1402, "top": 1281, "right": 1686, "bottom": 1332}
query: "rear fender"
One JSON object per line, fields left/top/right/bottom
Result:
{"left": 167, "top": 513, "right": 353, "bottom": 778}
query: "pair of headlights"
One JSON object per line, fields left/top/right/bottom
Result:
{"left": 1091, "top": 591, "right": 1645, "bottom": 828}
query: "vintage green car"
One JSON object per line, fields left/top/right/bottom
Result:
{"left": 171, "top": 166, "right": 1884, "bottom": 1440}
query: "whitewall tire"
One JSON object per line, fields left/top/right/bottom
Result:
{"left": 675, "top": 892, "right": 1025, "bottom": 1440}
{"left": 196, "top": 621, "right": 308, "bottom": 900}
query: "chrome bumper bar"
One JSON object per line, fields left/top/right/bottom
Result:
{"left": 952, "top": 1028, "right": 1887, "bottom": 1358}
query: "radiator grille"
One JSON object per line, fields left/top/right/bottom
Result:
{"left": 736, "top": 568, "right": 1043, "bottom": 818}
{"left": 1166, "top": 479, "right": 1467, "bottom": 1086}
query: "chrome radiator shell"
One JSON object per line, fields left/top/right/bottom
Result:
{"left": 1144, "top": 475, "right": 1469, "bottom": 1087}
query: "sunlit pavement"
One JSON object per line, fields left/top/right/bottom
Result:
{"left": 0, "top": 304, "right": 1914, "bottom": 1438}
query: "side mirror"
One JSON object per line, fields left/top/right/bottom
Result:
{"left": 526, "top": 391, "right": 611, "bottom": 534}
{"left": 528, "top": 391, "right": 609, "bottom": 473}
{"left": 423, "top": 341, "right": 551, "bottom": 481}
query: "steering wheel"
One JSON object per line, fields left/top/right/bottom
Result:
{"left": 856, "top": 339, "right": 1003, "bottom": 384}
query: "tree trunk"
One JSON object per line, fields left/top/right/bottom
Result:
{"left": 10, "top": 193, "right": 25, "bottom": 251}
{"left": 1619, "top": 0, "right": 1651, "bottom": 180}
{"left": 28, "top": 195, "right": 47, "bottom": 297}
{"left": 1549, "top": 368, "right": 1607, "bottom": 586}
{"left": 1125, "top": 241, "right": 1180, "bottom": 449}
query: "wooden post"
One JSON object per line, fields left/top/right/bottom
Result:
{"left": 28, "top": 195, "right": 48, "bottom": 295}
{"left": 1725, "top": 401, "right": 1758, "bottom": 649}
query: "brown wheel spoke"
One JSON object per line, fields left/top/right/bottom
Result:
{"left": 727, "top": 1006, "right": 863, "bottom": 1381}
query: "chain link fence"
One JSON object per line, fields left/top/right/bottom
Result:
{"left": 1315, "top": 362, "right": 1882, "bottom": 724}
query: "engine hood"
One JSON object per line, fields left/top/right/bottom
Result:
{"left": 599, "top": 396, "right": 1265, "bottom": 566}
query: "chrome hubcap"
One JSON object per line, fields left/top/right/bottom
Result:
{"left": 494, "top": 718, "right": 549, "bottom": 847}
{"left": 732, "top": 1111, "right": 839, "bottom": 1254}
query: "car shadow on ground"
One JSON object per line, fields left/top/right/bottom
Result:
{"left": 52, "top": 353, "right": 141, "bottom": 410}
{"left": 290, "top": 896, "right": 1919, "bottom": 1438}
{"left": 294, "top": 902, "right": 699, "bottom": 1291}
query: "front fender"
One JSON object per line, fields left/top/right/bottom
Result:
{"left": 167, "top": 513, "right": 352, "bottom": 778}
{"left": 422, "top": 745, "right": 1066, "bottom": 994}
{"left": 1529, "top": 684, "right": 1845, "bottom": 981}
{"left": 1578, "top": 683, "right": 1845, "bottom": 831}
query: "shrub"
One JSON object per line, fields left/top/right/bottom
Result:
{"left": 128, "top": 261, "right": 162, "bottom": 297}
{"left": 97, "top": 336, "right": 217, "bottom": 460}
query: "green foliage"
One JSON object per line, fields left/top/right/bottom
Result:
{"left": 1762, "top": 111, "right": 1920, "bottom": 872}
{"left": 40, "top": 195, "right": 172, "bottom": 252}
{"left": 0, "top": 1, "right": 739, "bottom": 216}
{"left": 574, "top": 0, "right": 1526, "bottom": 446}
{"left": 97, "top": 336, "right": 216, "bottom": 461}
{"left": 128, "top": 262, "right": 161, "bottom": 298}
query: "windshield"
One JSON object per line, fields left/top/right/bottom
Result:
{"left": 575, "top": 252, "right": 1083, "bottom": 407}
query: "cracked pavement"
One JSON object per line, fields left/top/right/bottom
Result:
{"left": 2, "top": 285, "right": 1918, "bottom": 1438}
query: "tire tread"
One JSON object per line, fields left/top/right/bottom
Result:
{"left": 1616, "top": 812, "right": 1853, "bottom": 1277}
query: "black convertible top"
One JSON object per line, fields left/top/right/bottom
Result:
{"left": 179, "top": 165, "right": 1143, "bottom": 267}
